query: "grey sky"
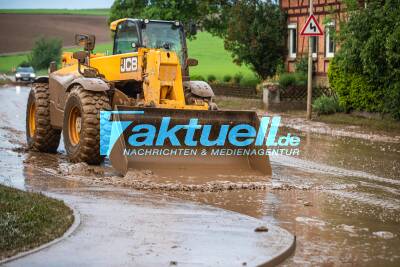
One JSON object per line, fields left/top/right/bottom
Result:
{"left": 0, "top": 0, "right": 114, "bottom": 9}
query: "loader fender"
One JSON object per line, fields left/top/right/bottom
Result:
{"left": 33, "top": 76, "right": 49, "bottom": 84}
{"left": 67, "top": 77, "right": 110, "bottom": 92}
{"left": 184, "top": 81, "right": 215, "bottom": 98}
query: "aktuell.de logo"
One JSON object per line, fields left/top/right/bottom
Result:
{"left": 99, "top": 111, "right": 300, "bottom": 157}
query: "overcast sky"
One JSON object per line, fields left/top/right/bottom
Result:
{"left": 0, "top": 0, "right": 114, "bottom": 9}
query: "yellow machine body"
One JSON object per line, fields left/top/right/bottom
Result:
{"left": 60, "top": 48, "right": 208, "bottom": 111}
{"left": 43, "top": 18, "right": 272, "bottom": 177}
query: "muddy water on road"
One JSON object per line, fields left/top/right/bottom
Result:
{"left": 1, "top": 85, "right": 399, "bottom": 266}
{"left": 166, "top": 128, "right": 400, "bottom": 266}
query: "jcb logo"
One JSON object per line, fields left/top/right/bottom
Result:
{"left": 120, "top": 56, "right": 138, "bottom": 73}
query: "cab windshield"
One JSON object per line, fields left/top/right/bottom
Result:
{"left": 142, "top": 22, "right": 184, "bottom": 64}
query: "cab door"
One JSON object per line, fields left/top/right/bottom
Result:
{"left": 113, "top": 20, "right": 140, "bottom": 55}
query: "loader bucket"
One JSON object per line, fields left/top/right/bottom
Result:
{"left": 104, "top": 106, "right": 272, "bottom": 178}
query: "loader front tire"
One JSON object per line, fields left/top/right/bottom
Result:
{"left": 63, "top": 85, "right": 111, "bottom": 165}
{"left": 26, "top": 83, "right": 61, "bottom": 153}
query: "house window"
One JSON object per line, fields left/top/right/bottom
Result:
{"left": 325, "top": 22, "right": 335, "bottom": 58}
{"left": 288, "top": 24, "right": 297, "bottom": 58}
{"left": 311, "top": 36, "right": 318, "bottom": 58}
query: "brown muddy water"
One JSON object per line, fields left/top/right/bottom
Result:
{"left": 0, "top": 85, "right": 399, "bottom": 266}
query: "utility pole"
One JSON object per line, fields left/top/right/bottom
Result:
{"left": 306, "top": 0, "right": 313, "bottom": 120}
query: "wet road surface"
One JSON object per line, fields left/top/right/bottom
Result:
{"left": 167, "top": 126, "right": 400, "bottom": 266}
{"left": 1, "top": 85, "right": 400, "bottom": 266}
{"left": 0, "top": 85, "right": 295, "bottom": 266}
{"left": 4, "top": 188, "right": 294, "bottom": 267}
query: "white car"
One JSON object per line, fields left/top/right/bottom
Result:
{"left": 15, "top": 66, "right": 36, "bottom": 82}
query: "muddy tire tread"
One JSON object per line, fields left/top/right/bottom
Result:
{"left": 64, "top": 85, "right": 111, "bottom": 165}
{"left": 27, "top": 83, "right": 61, "bottom": 153}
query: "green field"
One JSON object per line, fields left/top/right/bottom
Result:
{"left": 0, "top": 54, "right": 29, "bottom": 74}
{"left": 188, "top": 32, "right": 258, "bottom": 85}
{"left": 0, "top": 9, "right": 109, "bottom": 16}
{"left": 0, "top": 32, "right": 259, "bottom": 85}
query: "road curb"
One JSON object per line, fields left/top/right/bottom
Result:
{"left": 219, "top": 208, "right": 296, "bottom": 267}
{"left": 259, "top": 235, "right": 296, "bottom": 267}
{"left": 0, "top": 201, "right": 81, "bottom": 265}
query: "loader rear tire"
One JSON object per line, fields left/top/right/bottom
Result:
{"left": 26, "top": 83, "right": 61, "bottom": 153}
{"left": 63, "top": 85, "right": 111, "bottom": 165}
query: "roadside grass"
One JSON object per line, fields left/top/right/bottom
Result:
{"left": 0, "top": 54, "right": 30, "bottom": 74}
{"left": 215, "top": 96, "right": 263, "bottom": 111}
{"left": 0, "top": 32, "right": 259, "bottom": 85}
{"left": 0, "top": 184, "right": 74, "bottom": 260}
{"left": 0, "top": 9, "right": 109, "bottom": 16}
{"left": 314, "top": 113, "right": 400, "bottom": 134}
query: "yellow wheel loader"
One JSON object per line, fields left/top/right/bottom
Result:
{"left": 26, "top": 18, "right": 272, "bottom": 177}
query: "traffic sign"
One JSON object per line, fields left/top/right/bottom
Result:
{"left": 300, "top": 14, "right": 323, "bottom": 36}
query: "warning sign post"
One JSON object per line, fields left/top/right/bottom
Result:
{"left": 301, "top": 1, "right": 323, "bottom": 120}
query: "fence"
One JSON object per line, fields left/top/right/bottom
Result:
{"left": 211, "top": 83, "right": 334, "bottom": 104}
{"left": 211, "top": 83, "right": 259, "bottom": 99}
{"left": 279, "top": 86, "right": 334, "bottom": 101}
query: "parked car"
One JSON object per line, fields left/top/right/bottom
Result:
{"left": 15, "top": 66, "right": 36, "bottom": 82}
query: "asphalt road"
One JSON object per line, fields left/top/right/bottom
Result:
{"left": 1, "top": 84, "right": 399, "bottom": 266}
{"left": 0, "top": 85, "right": 295, "bottom": 266}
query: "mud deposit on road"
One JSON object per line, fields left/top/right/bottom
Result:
{"left": 27, "top": 159, "right": 272, "bottom": 192}
{"left": 1, "top": 86, "right": 400, "bottom": 266}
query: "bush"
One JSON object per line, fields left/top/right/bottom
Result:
{"left": 295, "top": 57, "right": 308, "bottom": 74}
{"left": 328, "top": 57, "right": 383, "bottom": 113}
{"left": 293, "top": 72, "right": 307, "bottom": 87}
{"left": 278, "top": 72, "right": 307, "bottom": 89}
{"left": 207, "top": 74, "right": 216, "bottom": 83}
{"left": 223, "top": 75, "right": 232, "bottom": 83}
{"left": 275, "top": 59, "right": 285, "bottom": 76}
{"left": 233, "top": 73, "right": 243, "bottom": 84}
{"left": 18, "top": 61, "right": 31, "bottom": 67}
{"left": 386, "top": 82, "right": 400, "bottom": 120}
{"left": 191, "top": 75, "right": 205, "bottom": 81}
{"left": 327, "top": 1, "right": 400, "bottom": 119}
{"left": 312, "top": 95, "right": 341, "bottom": 115}
{"left": 28, "top": 37, "right": 62, "bottom": 70}
{"left": 278, "top": 73, "right": 296, "bottom": 88}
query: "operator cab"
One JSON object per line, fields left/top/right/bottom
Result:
{"left": 112, "top": 19, "right": 189, "bottom": 66}
{"left": 110, "top": 18, "right": 197, "bottom": 97}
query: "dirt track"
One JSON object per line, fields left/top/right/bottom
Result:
{"left": 0, "top": 14, "right": 111, "bottom": 54}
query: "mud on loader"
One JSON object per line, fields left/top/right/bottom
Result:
{"left": 26, "top": 18, "right": 272, "bottom": 176}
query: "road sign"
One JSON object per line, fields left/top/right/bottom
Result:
{"left": 300, "top": 14, "right": 323, "bottom": 36}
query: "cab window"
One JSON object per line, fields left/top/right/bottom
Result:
{"left": 142, "top": 22, "right": 184, "bottom": 64}
{"left": 114, "top": 21, "right": 139, "bottom": 54}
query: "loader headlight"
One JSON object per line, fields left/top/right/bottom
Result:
{"left": 30, "top": 73, "right": 36, "bottom": 78}
{"left": 144, "top": 19, "right": 149, "bottom": 24}
{"left": 15, "top": 73, "right": 21, "bottom": 77}
{"left": 174, "top": 21, "right": 180, "bottom": 26}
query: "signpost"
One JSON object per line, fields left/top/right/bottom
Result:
{"left": 300, "top": 14, "right": 323, "bottom": 36}
{"left": 300, "top": 1, "right": 323, "bottom": 120}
